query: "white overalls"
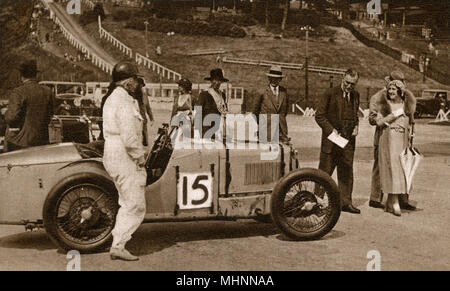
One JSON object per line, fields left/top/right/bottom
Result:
{"left": 102, "top": 86, "right": 147, "bottom": 249}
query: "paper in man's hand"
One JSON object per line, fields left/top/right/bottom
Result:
{"left": 327, "top": 131, "right": 349, "bottom": 148}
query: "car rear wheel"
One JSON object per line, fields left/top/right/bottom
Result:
{"left": 271, "top": 168, "right": 341, "bottom": 240}
{"left": 43, "top": 169, "right": 118, "bottom": 253}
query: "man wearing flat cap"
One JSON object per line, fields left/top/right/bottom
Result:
{"left": 315, "top": 69, "right": 361, "bottom": 214}
{"left": 4, "top": 60, "right": 54, "bottom": 152}
{"left": 195, "top": 68, "right": 228, "bottom": 139}
{"left": 253, "top": 65, "right": 289, "bottom": 144}
{"left": 368, "top": 70, "right": 416, "bottom": 210}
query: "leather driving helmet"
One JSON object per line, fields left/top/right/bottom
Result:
{"left": 112, "top": 61, "right": 142, "bottom": 82}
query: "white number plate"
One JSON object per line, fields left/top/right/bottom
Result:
{"left": 177, "top": 172, "right": 213, "bottom": 210}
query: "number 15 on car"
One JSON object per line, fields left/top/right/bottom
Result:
{"left": 177, "top": 172, "right": 213, "bottom": 210}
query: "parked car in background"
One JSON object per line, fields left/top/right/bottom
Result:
{"left": 48, "top": 85, "right": 102, "bottom": 145}
{"left": 415, "top": 89, "right": 450, "bottom": 118}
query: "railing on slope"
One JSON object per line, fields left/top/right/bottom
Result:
{"left": 45, "top": 1, "right": 114, "bottom": 74}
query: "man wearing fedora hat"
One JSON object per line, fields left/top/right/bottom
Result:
{"left": 368, "top": 70, "right": 416, "bottom": 210}
{"left": 315, "top": 69, "right": 361, "bottom": 214}
{"left": 4, "top": 59, "right": 54, "bottom": 152}
{"left": 195, "top": 68, "right": 229, "bottom": 139}
{"left": 253, "top": 65, "right": 289, "bottom": 144}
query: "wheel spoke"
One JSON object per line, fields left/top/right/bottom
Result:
{"left": 56, "top": 184, "right": 117, "bottom": 245}
{"left": 282, "top": 179, "right": 338, "bottom": 233}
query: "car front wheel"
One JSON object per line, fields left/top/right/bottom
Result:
{"left": 271, "top": 168, "right": 341, "bottom": 240}
{"left": 43, "top": 169, "right": 118, "bottom": 253}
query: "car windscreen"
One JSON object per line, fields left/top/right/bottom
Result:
{"left": 420, "top": 91, "right": 436, "bottom": 99}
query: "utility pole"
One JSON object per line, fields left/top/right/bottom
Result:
{"left": 144, "top": 20, "right": 149, "bottom": 57}
{"left": 301, "top": 25, "right": 313, "bottom": 105}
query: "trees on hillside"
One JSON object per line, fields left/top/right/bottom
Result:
{"left": 93, "top": 3, "right": 105, "bottom": 21}
{"left": 281, "top": 0, "right": 290, "bottom": 31}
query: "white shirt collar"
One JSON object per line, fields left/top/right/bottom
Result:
{"left": 270, "top": 85, "right": 279, "bottom": 95}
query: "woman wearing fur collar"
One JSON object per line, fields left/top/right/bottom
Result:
{"left": 372, "top": 80, "right": 416, "bottom": 216}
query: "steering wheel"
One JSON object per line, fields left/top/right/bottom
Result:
{"left": 145, "top": 123, "right": 174, "bottom": 170}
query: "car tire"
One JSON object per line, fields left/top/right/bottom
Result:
{"left": 43, "top": 165, "right": 118, "bottom": 253}
{"left": 271, "top": 168, "right": 341, "bottom": 241}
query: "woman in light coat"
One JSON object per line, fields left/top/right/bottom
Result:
{"left": 371, "top": 80, "right": 416, "bottom": 216}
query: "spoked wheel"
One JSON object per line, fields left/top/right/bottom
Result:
{"left": 271, "top": 168, "right": 341, "bottom": 240}
{"left": 44, "top": 172, "right": 118, "bottom": 253}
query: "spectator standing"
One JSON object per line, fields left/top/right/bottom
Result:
{"left": 253, "top": 65, "right": 289, "bottom": 144}
{"left": 368, "top": 70, "right": 417, "bottom": 210}
{"left": 195, "top": 68, "right": 228, "bottom": 139}
{"left": 4, "top": 60, "right": 54, "bottom": 152}
{"left": 371, "top": 80, "right": 416, "bottom": 216}
{"left": 315, "top": 69, "right": 361, "bottom": 214}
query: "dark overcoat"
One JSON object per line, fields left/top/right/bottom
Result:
{"left": 253, "top": 86, "right": 289, "bottom": 142}
{"left": 315, "top": 86, "right": 360, "bottom": 153}
{"left": 4, "top": 80, "right": 54, "bottom": 148}
{"left": 195, "top": 89, "right": 227, "bottom": 137}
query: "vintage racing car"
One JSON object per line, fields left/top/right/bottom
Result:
{"left": 415, "top": 89, "right": 450, "bottom": 118}
{"left": 0, "top": 124, "right": 341, "bottom": 252}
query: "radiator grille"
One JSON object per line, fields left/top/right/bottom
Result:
{"left": 245, "top": 162, "right": 282, "bottom": 185}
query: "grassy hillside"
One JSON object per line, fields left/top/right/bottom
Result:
{"left": 83, "top": 18, "right": 447, "bottom": 110}
{"left": 0, "top": 0, "right": 36, "bottom": 95}
{"left": 0, "top": 0, "right": 109, "bottom": 99}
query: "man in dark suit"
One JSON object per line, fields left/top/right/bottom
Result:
{"left": 315, "top": 69, "right": 361, "bottom": 214}
{"left": 253, "top": 65, "right": 289, "bottom": 144}
{"left": 4, "top": 60, "right": 54, "bottom": 151}
{"left": 195, "top": 68, "right": 228, "bottom": 139}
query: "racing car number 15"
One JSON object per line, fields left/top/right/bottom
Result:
{"left": 177, "top": 172, "right": 213, "bottom": 210}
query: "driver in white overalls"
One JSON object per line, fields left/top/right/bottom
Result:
{"left": 102, "top": 61, "right": 147, "bottom": 261}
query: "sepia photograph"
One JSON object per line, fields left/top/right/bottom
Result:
{"left": 0, "top": 0, "right": 449, "bottom": 274}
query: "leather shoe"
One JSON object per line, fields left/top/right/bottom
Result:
{"left": 342, "top": 204, "right": 361, "bottom": 214}
{"left": 369, "top": 201, "right": 384, "bottom": 209}
{"left": 110, "top": 248, "right": 139, "bottom": 261}
{"left": 399, "top": 202, "right": 416, "bottom": 211}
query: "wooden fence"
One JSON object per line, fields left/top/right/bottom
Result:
{"left": 135, "top": 53, "right": 182, "bottom": 81}
{"left": 46, "top": 2, "right": 114, "bottom": 74}
{"left": 99, "top": 22, "right": 133, "bottom": 58}
{"left": 97, "top": 17, "right": 183, "bottom": 81}
{"left": 222, "top": 56, "right": 347, "bottom": 75}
